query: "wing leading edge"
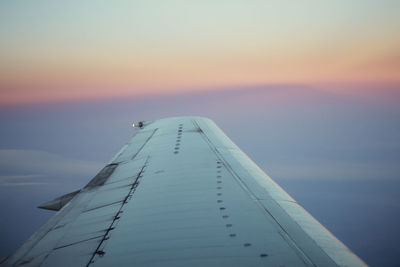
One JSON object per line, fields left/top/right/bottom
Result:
{"left": 2, "top": 116, "right": 366, "bottom": 267}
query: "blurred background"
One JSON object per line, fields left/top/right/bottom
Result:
{"left": 1, "top": 1, "right": 399, "bottom": 266}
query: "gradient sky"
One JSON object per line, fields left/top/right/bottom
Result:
{"left": 0, "top": 0, "right": 400, "bottom": 104}
{"left": 0, "top": 1, "right": 400, "bottom": 266}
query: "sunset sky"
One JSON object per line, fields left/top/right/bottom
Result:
{"left": 0, "top": 1, "right": 400, "bottom": 266}
{"left": 1, "top": 0, "right": 399, "bottom": 104}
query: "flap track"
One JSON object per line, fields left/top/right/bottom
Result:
{"left": 38, "top": 190, "right": 81, "bottom": 211}
{"left": 38, "top": 163, "right": 118, "bottom": 211}
{"left": 84, "top": 163, "right": 118, "bottom": 189}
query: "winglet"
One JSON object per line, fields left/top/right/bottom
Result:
{"left": 38, "top": 189, "right": 81, "bottom": 211}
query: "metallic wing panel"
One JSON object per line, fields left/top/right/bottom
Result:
{"left": 2, "top": 116, "right": 366, "bottom": 267}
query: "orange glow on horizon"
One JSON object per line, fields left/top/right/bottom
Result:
{"left": 0, "top": 1, "right": 399, "bottom": 105}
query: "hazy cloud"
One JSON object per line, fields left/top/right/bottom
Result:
{"left": 262, "top": 160, "right": 400, "bottom": 181}
{"left": 0, "top": 149, "right": 103, "bottom": 186}
{"left": 0, "top": 182, "right": 49, "bottom": 187}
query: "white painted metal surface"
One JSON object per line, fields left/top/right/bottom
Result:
{"left": 1, "top": 116, "right": 366, "bottom": 266}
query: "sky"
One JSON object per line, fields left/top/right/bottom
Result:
{"left": 0, "top": 1, "right": 400, "bottom": 266}
{"left": 0, "top": 0, "right": 399, "bottom": 104}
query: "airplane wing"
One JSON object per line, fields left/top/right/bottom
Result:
{"left": 1, "top": 116, "right": 366, "bottom": 266}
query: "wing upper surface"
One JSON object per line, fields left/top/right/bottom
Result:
{"left": 2, "top": 116, "right": 366, "bottom": 267}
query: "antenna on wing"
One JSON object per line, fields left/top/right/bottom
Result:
{"left": 132, "top": 121, "right": 144, "bottom": 128}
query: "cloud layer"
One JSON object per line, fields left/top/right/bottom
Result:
{"left": 0, "top": 149, "right": 103, "bottom": 186}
